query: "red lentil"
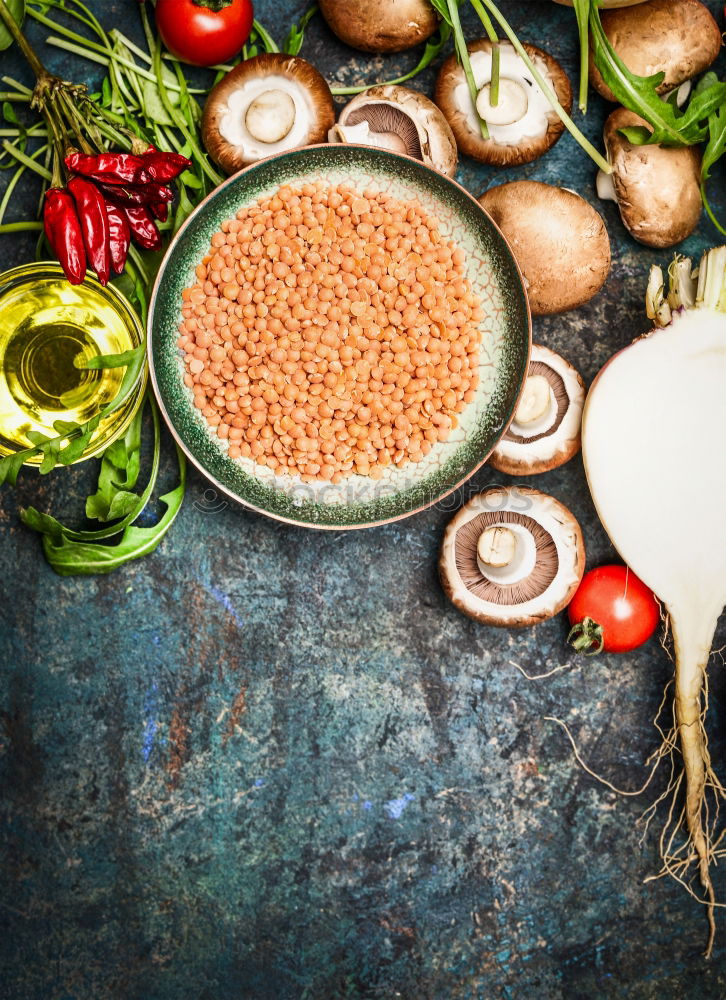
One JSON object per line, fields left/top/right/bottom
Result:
{"left": 179, "top": 183, "right": 481, "bottom": 481}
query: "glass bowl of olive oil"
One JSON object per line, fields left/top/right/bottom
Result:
{"left": 0, "top": 262, "right": 145, "bottom": 465}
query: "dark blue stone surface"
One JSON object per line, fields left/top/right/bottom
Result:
{"left": 1, "top": 2, "right": 726, "bottom": 997}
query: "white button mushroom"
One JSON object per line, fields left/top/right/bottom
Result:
{"left": 318, "top": 0, "right": 439, "bottom": 54}
{"left": 478, "top": 181, "right": 611, "bottom": 315}
{"left": 329, "top": 85, "right": 458, "bottom": 177}
{"left": 435, "top": 40, "right": 572, "bottom": 166}
{"left": 201, "top": 54, "right": 335, "bottom": 175}
{"left": 489, "top": 344, "right": 586, "bottom": 476}
{"left": 439, "top": 487, "right": 586, "bottom": 628}
{"left": 598, "top": 108, "right": 702, "bottom": 248}
{"left": 588, "top": 0, "right": 722, "bottom": 103}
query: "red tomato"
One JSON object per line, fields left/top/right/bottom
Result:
{"left": 567, "top": 565, "right": 660, "bottom": 654}
{"left": 154, "top": 0, "right": 254, "bottom": 67}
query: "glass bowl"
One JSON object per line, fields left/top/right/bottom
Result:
{"left": 0, "top": 262, "right": 146, "bottom": 465}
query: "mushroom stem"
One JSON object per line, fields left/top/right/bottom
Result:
{"left": 476, "top": 78, "right": 529, "bottom": 126}
{"left": 596, "top": 168, "right": 617, "bottom": 202}
{"left": 478, "top": 525, "right": 516, "bottom": 568}
{"left": 514, "top": 374, "right": 551, "bottom": 425}
{"left": 331, "top": 121, "right": 408, "bottom": 155}
{"left": 244, "top": 89, "right": 296, "bottom": 144}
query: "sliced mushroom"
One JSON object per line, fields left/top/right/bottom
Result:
{"left": 489, "top": 345, "right": 585, "bottom": 476}
{"left": 440, "top": 487, "right": 586, "bottom": 628}
{"left": 319, "top": 0, "right": 438, "bottom": 53}
{"left": 589, "top": 0, "right": 722, "bottom": 103}
{"left": 435, "top": 40, "right": 572, "bottom": 166}
{"left": 478, "top": 181, "right": 611, "bottom": 315}
{"left": 201, "top": 54, "right": 335, "bottom": 174}
{"left": 329, "top": 85, "right": 458, "bottom": 176}
{"left": 597, "top": 108, "right": 702, "bottom": 248}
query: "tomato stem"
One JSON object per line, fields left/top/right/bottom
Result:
{"left": 568, "top": 617, "right": 605, "bottom": 656}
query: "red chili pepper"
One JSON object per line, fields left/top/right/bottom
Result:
{"left": 65, "top": 151, "right": 152, "bottom": 186}
{"left": 124, "top": 205, "right": 161, "bottom": 250}
{"left": 68, "top": 176, "right": 112, "bottom": 286}
{"left": 43, "top": 188, "right": 86, "bottom": 285}
{"left": 150, "top": 201, "right": 169, "bottom": 223}
{"left": 100, "top": 181, "right": 174, "bottom": 208}
{"left": 142, "top": 150, "right": 191, "bottom": 182}
{"left": 104, "top": 200, "right": 131, "bottom": 275}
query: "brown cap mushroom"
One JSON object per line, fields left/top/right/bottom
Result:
{"left": 439, "top": 486, "right": 586, "bottom": 627}
{"left": 589, "top": 0, "right": 722, "bottom": 103}
{"left": 489, "top": 344, "right": 585, "bottom": 476}
{"left": 553, "top": 0, "right": 648, "bottom": 7}
{"left": 435, "top": 40, "right": 572, "bottom": 166}
{"left": 597, "top": 108, "right": 702, "bottom": 248}
{"left": 329, "top": 85, "right": 458, "bottom": 176}
{"left": 318, "top": 0, "right": 438, "bottom": 54}
{"left": 201, "top": 54, "right": 335, "bottom": 174}
{"left": 478, "top": 181, "right": 611, "bottom": 315}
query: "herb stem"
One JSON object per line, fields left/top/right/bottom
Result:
{"left": 478, "top": 0, "right": 611, "bottom": 173}
{"left": 447, "top": 0, "right": 488, "bottom": 139}
{"left": 0, "top": 220, "right": 43, "bottom": 232}
{"left": 1, "top": 139, "right": 52, "bottom": 179}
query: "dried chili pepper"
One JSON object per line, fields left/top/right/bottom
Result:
{"left": 150, "top": 201, "right": 169, "bottom": 223}
{"left": 68, "top": 176, "right": 112, "bottom": 286}
{"left": 104, "top": 200, "right": 131, "bottom": 275}
{"left": 142, "top": 150, "right": 191, "bottom": 182}
{"left": 43, "top": 188, "right": 86, "bottom": 285}
{"left": 65, "top": 151, "right": 152, "bottom": 186}
{"left": 99, "top": 181, "right": 174, "bottom": 208}
{"left": 124, "top": 205, "right": 161, "bottom": 250}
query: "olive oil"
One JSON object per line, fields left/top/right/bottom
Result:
{"left": 0, "top": 265, "right": 143, "bottom": 463}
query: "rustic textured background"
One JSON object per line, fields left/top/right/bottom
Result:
{"left": 2, "top": 1, "right": 726, "bottom": 997}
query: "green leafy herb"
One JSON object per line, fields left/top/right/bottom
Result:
{"left": 701, "top": 105, "right": 726, "bottom": 236}
{"left": 570, "top": 0, "right": 590, "bottom": 113}
{"left": 21, "top": 396, "right": 187, "bottom": 576}
{"left": 284, "top": 3, "right": 317, "bottom": 57}
{"left": 0, "top": 0, "right": 24, "bottom": 52}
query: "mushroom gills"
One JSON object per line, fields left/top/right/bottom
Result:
{"left": 334, "top": 103, "right": 422, "bottom": 159}
{"left": 476, "top": 522, "right": 537, "bottom": 585}
{"left": 219, "top": 74, "right": 315, "bottom": 159}
{"left": 455, "top": 45, "right": 553, "bottom": 143}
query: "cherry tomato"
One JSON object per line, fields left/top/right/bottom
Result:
{"left": 567, "top": 565, "right": 660, "bottom": 654}
{"left": 154, "top": 0, "right": 254, "bottom": 68}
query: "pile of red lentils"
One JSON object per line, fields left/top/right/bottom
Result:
{"left": 178, "top": 182, "right": 482, "bottom": 482}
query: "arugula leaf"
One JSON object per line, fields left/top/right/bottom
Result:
{"left": 284, "top": 3, "right": 317, "bottom": 57}
{"left": 85, "top": 401, "right": 143, "bottom": 521}
{"left": 589, "top": 5, "right": 726, "bottom": 148}
{"left": 39, "top": 447, "right": 186, "bottom": 576}
{"left": 701, "top": 105, "right": 726, "bottom": 236}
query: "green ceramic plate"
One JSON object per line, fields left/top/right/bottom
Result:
{"left": 149, "top": 145, "right": 530, "bottom": 529}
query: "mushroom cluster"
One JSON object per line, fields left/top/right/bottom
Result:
{"left": 330, "top": 85, "right": 458, "bottom": 176}
{"left": 318, "top": 0, "right": 439, "bottom": 53}
{"left": 588, "top": 0, "right": 722, "bottom": 103}
{"left": 439, "top": 487, "right": 586, "bottom": 627}
{"left": 201, "top": 54, "right": 335, "bottom": 174}
{"left": 435, "top": 40, "right": 572, "bottom": 166}
{"left": 489, "top": 345, "right": 585, "bottom": 476}
{"left": 479, "top": 181, "right": 611, "bottom": 314}
{"left": 598, "top": 108, "right": 702, "bottom": 248}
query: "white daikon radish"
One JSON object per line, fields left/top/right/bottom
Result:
{"left": 582, "top": 246, "right": 726, "bottom": 958}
